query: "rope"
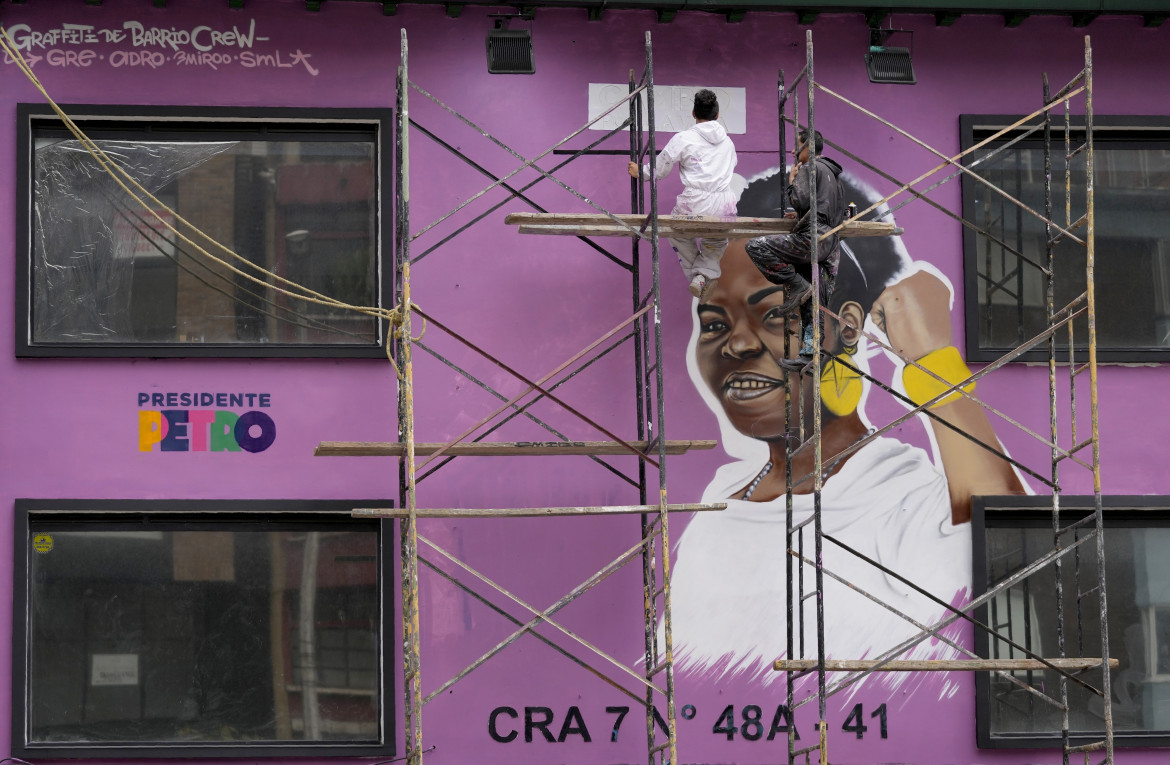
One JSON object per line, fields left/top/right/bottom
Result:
{"left": 0, "top": 26, "right": 424, "bottom": 359}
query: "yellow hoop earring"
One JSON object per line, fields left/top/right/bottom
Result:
{"left": 820, "top": 356, "right": 862, "bottom": 417}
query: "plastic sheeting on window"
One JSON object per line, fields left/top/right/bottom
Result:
{"left": 32, "top": 139, "right": 237, "bottom": 343}
{"left": 30, "top": 137, "right": 379, "bottom": 348}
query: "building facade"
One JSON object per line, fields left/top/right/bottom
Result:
{"left": 3, "top": 0, "right": 1170, "bottom": 762}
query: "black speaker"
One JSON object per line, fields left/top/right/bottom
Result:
{"left": 486, "top": 29, "right": 534, "bottom": 74}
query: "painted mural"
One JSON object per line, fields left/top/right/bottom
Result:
{"left": 675, "top": 167, "right": 1022, "bottom": 664}
{"left": 661, "top": 169, "right": 1021, "bottom": 762}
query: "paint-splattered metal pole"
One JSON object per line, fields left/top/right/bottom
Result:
{"left": 631, "top": 73, "right": 663, "bottom": 758}
{"left": 396, "top": 28, "right": 424, "bottom": 765}
{"left": 804, "top": 29, "right": 829, "bottom": 765}
{"left": 641, "top": 31, "right": 679, "bottom": 765}
{"left": 1083, "top": 35, "right": 1114, "bottom": 765}
{"left": 1042, "top": 70, "right": 1074, "bottom": 765}
{"left": 631, "top": 66, "right": 648, "bottom": 508}
{"left": 632, "top": 57, "right": 660, "bottom": 765}
{"left": 777, "top": 64, "right": 799, "bottom": 765}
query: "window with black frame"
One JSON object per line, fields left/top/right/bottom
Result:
{"left": 13, "top": 499, "right": 394, "bottom": 759}
{"left": 974, "top": 495, "right": 1170, "bottom": 748}
{"left": 17, "top": 105, "right": 391, "bottom": 358}
{"left": 961, "top": 116, "right": 1170, "bottom": 363}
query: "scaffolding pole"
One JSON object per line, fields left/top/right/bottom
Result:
{"left": 393, "top": 28, "right": 424, "bottom": 765}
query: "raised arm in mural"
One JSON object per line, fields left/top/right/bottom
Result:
{"left": 870, "top": 269, "right": 1025, "bottom": 523}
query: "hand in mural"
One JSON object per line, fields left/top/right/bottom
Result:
{"left": 869, "top": 269, "right": 952, "bottom": 362}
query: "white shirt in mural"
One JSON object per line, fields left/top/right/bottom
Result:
{"left": 669, "top": 436, "right": 970, "bottom": 684}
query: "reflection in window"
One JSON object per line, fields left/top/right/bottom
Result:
{"left": 26, "top": 526, "right": 380, "bottom": 747}
{"left": 1151, "top": 607, "right": 1170, "bottom": 677}
{"left": 962, "top": 119, "right": 1170, "bottom": 360}
{"left": 976, "top": 498, "right": 1170, "bottom": 747}
{"left": 20, "top": 106, "right": 387, "bottom": 355}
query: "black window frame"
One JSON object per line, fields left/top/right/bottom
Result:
{"left": 12, "top": 498, "right": 396, "bottom": 760}
{"left": 973, "top": 494, "right": 1170, "bottom": 749}
{"left": 961, "top": 114, "right": 1170, "bottom": 364}
{"left": 16, "top": 104, "right": 394, "bottom": 359}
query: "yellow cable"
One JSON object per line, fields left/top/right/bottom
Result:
{"left": 1, "top": 26, "right": 415, "bottom": 333}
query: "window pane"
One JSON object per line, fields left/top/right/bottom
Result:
{"left": 31, "top": 133, "right": 379, "bottom": 347}
{"left": 968, "top": 136, "right": 1170, "bottom": 353}
{"left": 983, "top": 522, "right": 1160, "bottom": 739}
{"left": 27, "top": 528, "right": 380, "bottom": 745}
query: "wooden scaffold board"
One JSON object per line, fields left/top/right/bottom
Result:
{"left": 315, "top": 439, "right": 717, "bottom": 457}
{"left": 774, "top": 658, "right": 1119, "bottom": 672}
{"left": 353, "top": 502, "right": 726, "bottom": 518}
{"left": 504, "top": 212, "right": 902, "bottom": 239}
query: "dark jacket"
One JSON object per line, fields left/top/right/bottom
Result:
{"left": 787, "top": 155, "right": 846, "bottom": 234}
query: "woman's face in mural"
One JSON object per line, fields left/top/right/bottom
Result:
{"left": 696, "top": 240, "right": 808, "bottom": 440}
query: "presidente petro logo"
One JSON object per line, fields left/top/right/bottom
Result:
{"left": 138, "top": 391, "right": 276, "bottom": 453}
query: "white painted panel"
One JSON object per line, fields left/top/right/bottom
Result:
{"left": 588, "top": 83, "right": 746, "bottom": 134}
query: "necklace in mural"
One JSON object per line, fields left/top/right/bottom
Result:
{"left": 741, "top": 460, "right": 774, "bottom": 501}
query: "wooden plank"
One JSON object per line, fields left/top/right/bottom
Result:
{"left": 506, "top": 212, "right": 789, "bottom": 230}
{"left": 512, "top": 224, "right": 893, "bottom": 239}
{"left": 514, "top": 222, "right": 900, "bottom": 238}
{"left": 352, "top": 503, "right": 726, "bottom": 518}
{"left": 773, "top": 658, "right": 1119, "bottom": 672}
{"left": 505, "top": 212, "right": 901, "bottom": 238}
{"left": 315, "top": 439, "right": 717, "bottom": 457}
{"left": 517, "top": 225, "right": 823, "bottom": 238}
{"left": 517, "top": 225, "right": 651, "bottom": 237}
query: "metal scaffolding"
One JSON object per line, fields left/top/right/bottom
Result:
{"left": 768, "top": 31, "right": 1111, "bottom": 765}
{"left": 320, "top": 29, "right": 725, "bottom": 765}
{"left": 316, "top": 26, "right": 1112, "bottom": 765}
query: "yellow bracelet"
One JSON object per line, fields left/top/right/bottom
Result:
{"left": 902, "top": 346, "right": 975, "bottom": 408}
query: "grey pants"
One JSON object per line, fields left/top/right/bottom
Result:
{"left": 671, "top": 236, "right": 728, "bottom": 281}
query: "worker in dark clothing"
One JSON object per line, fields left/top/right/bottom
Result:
{"left": 744, "top": 129, "right": 846, "bottom": 358}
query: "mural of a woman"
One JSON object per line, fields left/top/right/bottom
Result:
{"left": 669, "top": 171, "right": 1025, "bottom": 683}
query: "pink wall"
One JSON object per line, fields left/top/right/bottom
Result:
{"left": 2, "top": 0, "right": 1169, "bottom": 762}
